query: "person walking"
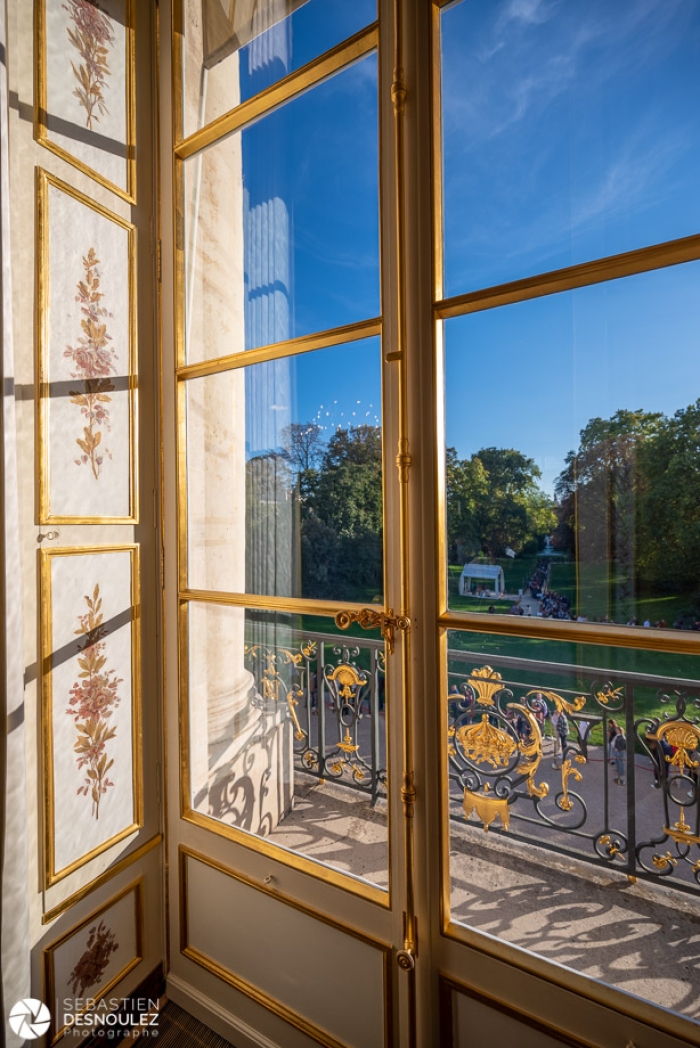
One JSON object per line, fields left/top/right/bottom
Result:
{"left": 552, "top": 709, "right": 569, "bottom": 770}
{"left": 530, "top": 692, "right": 548, "bottom": 735}
{"left": 607, "top": 718, "right": 619, "bottom": 765}
{"left": 612, "top": 726, "right": 627, "bottom": 785}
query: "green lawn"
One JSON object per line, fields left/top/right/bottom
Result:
{"left": 549, "top": 559, "right": 695, "bottom": 626}
{"left": 274, "top": 553, "right": 700, "bottom": 751}
{"left": 446, "top": 628, "right": 700, "bottom": 750}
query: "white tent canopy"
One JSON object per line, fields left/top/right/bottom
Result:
{"left": 459, "top": 563, "right": 505, "bottom": 596}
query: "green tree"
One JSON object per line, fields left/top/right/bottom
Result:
{"left": 300, "top": 425, "right": 383, "bottom": 600}
{"left": 446, "top": 447, "right": 489, "bottom": 561}
{"left": 446, "top": 446, "right": 555, "bottom": 561}
{"left": 554, "top": 409, "right": 663, "bottom": 619}
{"left": 636, "top": 400, "right": 700, "bottom": 593}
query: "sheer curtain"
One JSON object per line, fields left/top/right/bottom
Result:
{"left": 202, "top": 0, "right": 308, "bottom": 68}
{"left": 0, "top": 0, "right": 31, "bottom": 1034}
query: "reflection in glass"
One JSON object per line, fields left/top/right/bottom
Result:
{"left": 181, "top": 0, "right": 377, "bottom": 137}
{"left": 185, "top": 337, "right": 383, "bottom": 602}
{"left": 445, "top": 630, "right": 700, "bottom": 1018}
{"left": 188, "top": 603, "right": 388, "bottom": 887}
{"left": 183, "top": 54, "right": 379, "bottom": 363}
{"left": 441, "top": 0, "right": 700, "bottom": 295}
{"left": 443, "top": 261, "right": 700, "bottom": 631}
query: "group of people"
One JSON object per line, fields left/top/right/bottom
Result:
{"left": 526, "top": 562, "right": 573, "bottom": 619}
{"left": 449, "top": 686, "right": 636, "bottom": 785}
{"left": 527, "top": 563, "right": 549, "bottom": 601}
{"left": 448, "top": 680, "right": 700, "bottom": 798}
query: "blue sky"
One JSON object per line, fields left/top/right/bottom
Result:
{"left": 241, "top": 51, "right": 379, "bottom": 351}
{"left": 445, "top": 261, "right": 700, "bottom": 493}
{"left": 238, "top": 0, "right": 700, "bottom": 492}
{"left": 441, "top": 0, "right": 700, "bottom": 294}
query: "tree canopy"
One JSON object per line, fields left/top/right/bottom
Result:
{"left": 447, "top": 446, "right": 555, "bottom": 561}
{"left": 553, "top": 401, "right": 700, "bottom": 606}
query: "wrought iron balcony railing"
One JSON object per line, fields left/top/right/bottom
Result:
{"left": 244, "top": 631, "right": 387, "bottom": 805}
{"left": 448, "top": 648, "right": 700, "bottom": 895}
{"left": 244, "top": 628, "right": 700, "bottom": 896}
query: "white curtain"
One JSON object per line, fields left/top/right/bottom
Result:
{"left": 202, "top": 0, "right": 308, "bottom": 67}
{"left": 0, "top": 0, "right": 31, "bottom": 1035}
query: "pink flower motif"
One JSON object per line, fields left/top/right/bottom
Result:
{"left": 63, "top": 0, "right": 114, "bottom": 130}
{"left": 66, "top": 585, "right": 122, "bottom": 820}
{"left": 65, "top": 248, "right": 117, "bottom": 480}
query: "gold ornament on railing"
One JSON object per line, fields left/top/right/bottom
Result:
{"left": 653, "top": 851, "right": 678, "bottom": 871}
{"left": 326, "top": 662, "right": 366, "bottom": 701}
{"left": 466, "top": 666, "right": 503, "bottom": 706}
{"left": 455, "top": 715, "right": 516, "bottom": 769}
{"left": 559, "top": 755, "right": 586, "bottom": 811}
{"left": 286, "top": 687, "right": 306, "bottom": 741}
{"left": 648, "top": 721, "right": 700, "bottom": 772}
{"left": 463, "top": 783, "right": 510, "bottom": 832}
{"left": 509, "top": 703, "right": 549, "bottom": 800}
{"left": 526, "top": 688, "right": 586, "bottom": 716}
{"left": 599, "top": 834, "right": 621, "bottom": 859}
{"left": 664, "top": 808, "right": 700, "bottom": 846}
{"left": 595, "top": 686, "right": 624, "bottom": 706}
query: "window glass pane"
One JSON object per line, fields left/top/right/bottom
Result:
{"left": 181, "top": 0, "right": 377, "bottom": 138}
{"left": 443, "top": 261, "right": 700, "bottom": 631}
{"left": 183, "top": 55, "right": 379, "bottom": 363}
{"left": 445, "top": 629, "right": 700, "bottom": 1018}
{"left": 185, "top": 337, "right": 383, "bottom": 602}
{"left": 441, "top": 0, "right": 700, "bottom": 296}
{"left": 187, "top": 603, "right": 388, "bottom": 889}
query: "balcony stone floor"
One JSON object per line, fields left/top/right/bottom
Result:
{"left": 264, "top": 743, "right": 700, "bottom": 1022}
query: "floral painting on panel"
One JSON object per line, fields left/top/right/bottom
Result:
{"left": 42, "top": 176, "right": 134, "bottom": 522}
{"left": 45, "top": 883, "right": 141, "bottom": 1040}
{"left": 48, "top": 548, "right": 138, "bottom": 880}
{"left": 40, "top": 0, "right": 131, "bottom": 197}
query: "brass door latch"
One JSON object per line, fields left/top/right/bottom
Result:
{"left": 334, "top": 608, "right": 410, "bottom": 654}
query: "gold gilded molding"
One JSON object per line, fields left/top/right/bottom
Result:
{"left": 179, "top": 847, "right": 393, "bottom": 1048}
{"left": 438, "top": 608, "right": 700, "bottom": 656}
{"left": 42, "top": 833, "right": 162, "bottom": 925}
{"left": 36, "top": 168, "right": 139, "bottom": 525}
{"left": 176, "top": 317, "right": 382, "bottom": 380}
{"left": 34, "top": 0, "right": 137, "bottom": 203}
{"left": 438, "top": 973, "right": 600, "bottom": 1048}
{"left": 175, "top": 23, "right": 379, "bottom": 160}
{"left": 442, "top": 916, "right": 700, "bottom": 1048}
{"left": 41, "top": 545, "right": 143, "bottom": 887}
{"left": 435, "top": 233, "right": 700, "bottom": 321}
{"left": 43, "top": 878, "right": 144, "bottom": 1044}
